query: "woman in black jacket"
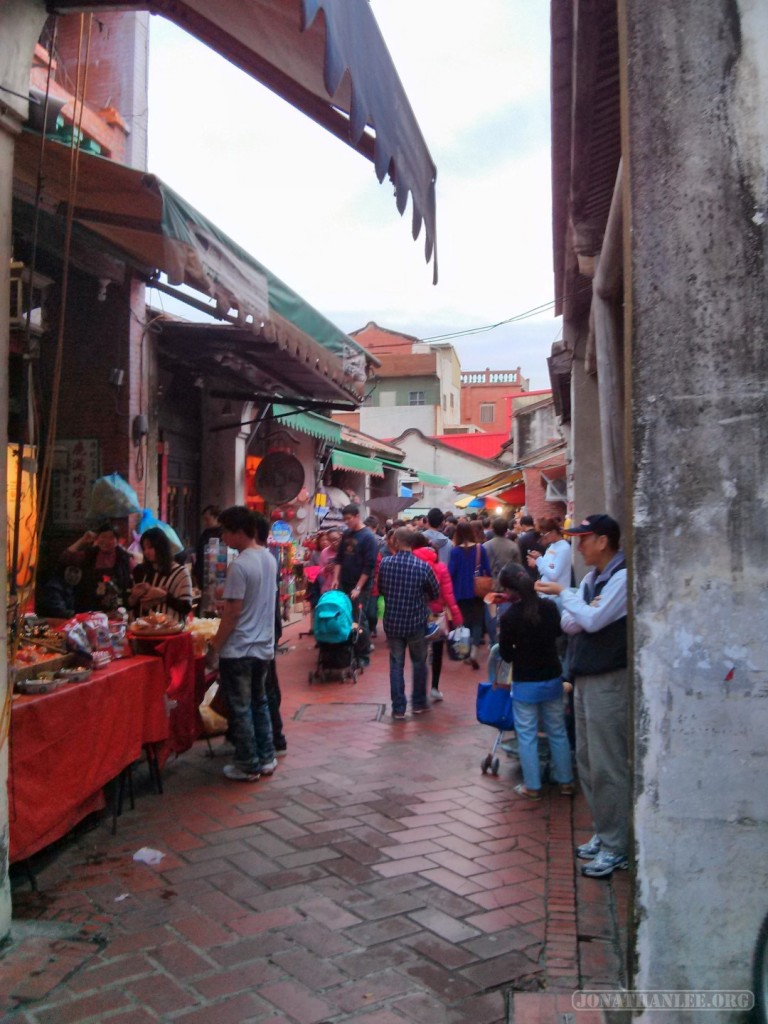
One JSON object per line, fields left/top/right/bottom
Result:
{"left": 497, "top": 563, "right": 574, "bottom": 800}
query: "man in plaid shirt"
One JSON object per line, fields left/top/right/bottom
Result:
{"left": 377, "top": 528, "right": 439, "bottom": 719}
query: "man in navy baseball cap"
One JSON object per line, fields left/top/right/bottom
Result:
{"left": 564, "top": 513, "right": 621, "bottom": 549}
{"left": 539, "top": 511, "right": 628, "bottom": 879}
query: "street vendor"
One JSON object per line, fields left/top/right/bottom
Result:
{"left": 60, "top": 521, "right": 133, "bottom": 614}
{"left": 129, "top": 526, "right": 193, "bottom": 625}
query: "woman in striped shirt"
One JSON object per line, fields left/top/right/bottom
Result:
{"left": 129, "top": 527, "right": 193, "bottom": 625}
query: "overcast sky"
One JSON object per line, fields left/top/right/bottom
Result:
{"left": 147, "top": 1, "right": 559, "bottom": 390}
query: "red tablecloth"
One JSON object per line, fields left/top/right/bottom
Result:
{"left": 8, "top": 655, "right": 168, "bottom": 863}
{"left": 131, "top": 633, "right": 201, "bottom": 764}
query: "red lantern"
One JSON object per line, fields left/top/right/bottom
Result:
{"left": 271, "top": 508, "right": 283, "bottom": 521}
{"left": 285, "top": 507, "right": 296, "bottom": 520}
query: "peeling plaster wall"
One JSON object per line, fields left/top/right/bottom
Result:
{"left": 627, "top": 0, "right": 768, "bottom": 1013}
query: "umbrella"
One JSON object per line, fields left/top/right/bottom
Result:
{"left": 366, "top": 495, "right": 416, "bottom": 521}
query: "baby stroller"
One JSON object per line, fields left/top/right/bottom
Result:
{"left": 308, "top": 590, "right": 361, "bottom": 684}
{"left": 476, "top": 645, "right": 552, "bottom": 779}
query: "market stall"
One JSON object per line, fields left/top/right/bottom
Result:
{"left": 8, "top": 655, "right": 168, "bottom": 863}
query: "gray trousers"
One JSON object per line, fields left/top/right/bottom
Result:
{"left": 574, "top": 667, "right": 630, "bottom": 854}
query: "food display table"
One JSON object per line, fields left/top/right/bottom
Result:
{"left": 8, "top": 655, "right": 169, "bottom": 863}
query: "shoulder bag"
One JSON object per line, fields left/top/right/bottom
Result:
{"left": 473, "top": 544, "right": 493, "bottom": 599}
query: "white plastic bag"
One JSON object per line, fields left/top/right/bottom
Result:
{"left": 447, "top": 625, "right": 471, "bottom": 660}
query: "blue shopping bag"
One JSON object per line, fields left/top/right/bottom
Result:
{"left": 476, "top": 681, "right": 515, "bottom": 731}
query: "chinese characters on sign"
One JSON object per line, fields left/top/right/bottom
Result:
{"left": 51, "top": 439, "right": 100, "bottom": 525}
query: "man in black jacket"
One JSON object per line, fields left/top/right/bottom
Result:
{"left": 332, "top": 504, "right": 378, "bottom": 666}
{"left": 537, "top": 514, "right": 628, "bottom": 879}
{"left": 517, "top": 515, "right": 547, "bottom": 580}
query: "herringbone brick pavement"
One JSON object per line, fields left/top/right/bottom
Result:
{"left": 3, "top": 617, "right": 627, "bottom": 1023}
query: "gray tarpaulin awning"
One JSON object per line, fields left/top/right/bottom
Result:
{"left": 14, "top": 132, "right": 371, "bottom": 403}
{"left": 50, "top": 0, "right": 438, "bottom": 280}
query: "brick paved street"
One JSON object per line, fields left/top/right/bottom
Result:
{"left": 3, "top": 618, "right": 628, "bottom": 1022}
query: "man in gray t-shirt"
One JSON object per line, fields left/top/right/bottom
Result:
{"left": 212, "top": 506, "right": 277, "bottom": 782}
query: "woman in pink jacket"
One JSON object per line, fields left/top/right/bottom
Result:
{"left": 411, "top": 532, "right": 463, "bottom": 701}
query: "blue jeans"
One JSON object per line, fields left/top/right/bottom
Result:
{"left": 219, "top": 656, "right": 275, "bottom": 772}
{"left": 387, "top": 631, "right": 428, "bottom": 714}
{"left": 513, "top": 696, "right": 573, "bottom": 790}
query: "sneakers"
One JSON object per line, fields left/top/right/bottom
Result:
{"left": 581, "top": 849, "right": 628, "bottom": 878}
{"left": 576, "top": 834, "right": 602, "bottom": 860}
{"left": 412, "top": 705, "right": 430, "bottom": 715}
{"left": 275, "top": 747, "right": 288, "bottom": 758}
{"left": 223, "top": 764, "right": 260, "bottom": 782}
{"left": 392, "top": 711, "right": 406, "bottom": 721}
{"left": 259, "top": 757, "right": 278, "bottom": 775}
{"left": 430, "top": 688, "right": 444, "bottom": 701}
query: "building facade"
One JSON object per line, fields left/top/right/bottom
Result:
{"left": 459, "top": 367, "right": 529, "bottom": 433}
{"left": 343, "top": 323, "right": 462, "bottom": 437}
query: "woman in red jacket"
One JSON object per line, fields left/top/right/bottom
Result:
{"left": 411, "top": 532, "right": 463, "bottom": 701}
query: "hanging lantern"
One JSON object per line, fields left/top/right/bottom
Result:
{"left": 271, "top": 507, "right": 283, "bottom": 521}
{"left": 284, "top": 507, "right": 296, "bottom": 520}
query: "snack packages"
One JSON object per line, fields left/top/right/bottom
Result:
{"left": 61, "top": 611, "right": 113, "bottom": 664}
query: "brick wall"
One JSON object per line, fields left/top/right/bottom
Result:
{"left": 50, "top": 267, "right": 148, "bottom": 541}
{"left": 54, "top": 10, "right": 148, "bottom": 168}
{"left": 523, "top": 468, "right": 567, "bottom": 523}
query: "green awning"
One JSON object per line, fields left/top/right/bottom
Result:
{"left": 417, "top": 470, "right": 452, "bottom": 486}
{"left": 331, "top": 451, "right": 385, "bottom": 476}
{"left": 272, "top": 404, "right": 342, "bottom": 445}
{"left": 379, "top": 460, "right": 450, "bottom": 487}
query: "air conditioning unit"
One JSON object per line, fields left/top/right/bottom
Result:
{"left": 403, "top": 478, "right": 424, "bottom": 498}
{"left": 10, "top": 261, "right": 53, "bottom": 336}
{"left": 545, "top": 476, "right": 567, "bottom": 502}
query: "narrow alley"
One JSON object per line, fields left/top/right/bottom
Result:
{"left": 3, "top": 618, "right": 627, "bottom": 1023}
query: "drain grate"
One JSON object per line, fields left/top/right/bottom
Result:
{"left": 294, "top": 703, "right": 386, "bottom": 723}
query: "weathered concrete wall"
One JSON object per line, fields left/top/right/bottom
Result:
{"left": 626, "top": 0, "right": 768, "bottom": 1014}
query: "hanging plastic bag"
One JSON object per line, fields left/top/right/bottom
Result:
{"left": 86, "top": 473, "right": 141, "bottom": 520}
{"left": 137, "top": 508, "right": 184, "bottom": 555}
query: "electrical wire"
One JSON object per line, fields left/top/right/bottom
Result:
{"left": 36, "top": 14, "right": 93, "bottom": 575}
{"left": 420, "top": 299, "right": 558, "bottom": 344}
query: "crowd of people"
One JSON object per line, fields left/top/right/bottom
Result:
{"left": 44, "top": 501, "right": 629, "bottom": 883}
{"left": 297, "top": 503, "right": 629, "bottom": 881}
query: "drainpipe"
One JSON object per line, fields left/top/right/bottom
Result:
{"left": 593, "top": 159, "right": 625, "bottom": 526}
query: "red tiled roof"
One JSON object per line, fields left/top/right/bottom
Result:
{"left": 433, "top": 433, "right": 508, "bottom": 459}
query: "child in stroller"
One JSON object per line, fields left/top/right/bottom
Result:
{"left": 308, "top": 589, "right": 362, "bottom": 684}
